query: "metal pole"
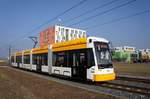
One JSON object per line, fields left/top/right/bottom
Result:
{"left": 8, "top": 45, "right": 11, "bottom": 65}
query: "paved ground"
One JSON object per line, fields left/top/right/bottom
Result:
{"left": 114, "top": 63, "right": 150, "bottom": 77}
{"left": 0, "top": 66, "right": 118, "bottom": 99}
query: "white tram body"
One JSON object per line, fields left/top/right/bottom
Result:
{"left": 11, "top": 37, "right": 116, "bottom": 82}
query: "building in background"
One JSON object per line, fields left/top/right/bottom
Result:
{"left": 138, "top": 49, "right": 150, "bottom": 62}
{"left": 113, "top": 46, "right": 137, "bottom": 63}
{"left": 114, "top": 46, "right": 135, "bottom": 53}
{"left": 139, "top": 49, "right": 150, "bottom": 54}
{"left": 40, "top": 25, "right": 86, "bottom": 47}
{"left": 113, "top": 46, "right": 150, "bottom": 63}
{"left": 114, "top": 47, "right": 123, "bottom": 52}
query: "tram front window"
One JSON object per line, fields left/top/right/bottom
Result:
{"left": 94, "top": 42, "right": 112, "bottom": 69}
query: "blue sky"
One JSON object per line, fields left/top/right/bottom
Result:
{"left": 0, "top": 0, "right": 150, "bottom": 58}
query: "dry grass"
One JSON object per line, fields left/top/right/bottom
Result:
{"left": 0, "top": 67, "right": 119, "bottom": 99}
{"left": 113, "top": 62, "right": 150, "bottom": 77}
{"left": 0, "top": 59, "right": 8, "bottom": 66}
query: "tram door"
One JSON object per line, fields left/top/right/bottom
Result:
{"left": 72, "top": 50, "right": 87, "bottom": 80}
{"left": 36, "top": 55, "right": 42, "bottom": 72}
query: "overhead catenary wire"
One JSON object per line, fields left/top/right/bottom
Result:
{"left": 63, "top": 0, "right": 119, "bottom": 24}
{"left": 68, "top": 0, "right": 136, "bottom": 27}
{"left": 84, "top": 9, "right": 150, "bottom": 30}
{"left": 9, "top": 0, "right": 88, "bottom": 45}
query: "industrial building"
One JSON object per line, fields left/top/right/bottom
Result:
{"left": 113, "top": 46, "right": 150, "bottom": 63}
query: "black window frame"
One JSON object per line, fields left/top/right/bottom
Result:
{"left": 16, "top": 55, "right": 22, "bottom": 63}
{"left": 24, "top": 55, "right": 30, "bottom": 64}
{"left": 32, "top": 53, "right": 48, "bottom": 66}
{"left": 53, "top": 52, "right": 67, "bottom": 67}
{"left": 52, "top": 48, "right": 95, "bottom": 68}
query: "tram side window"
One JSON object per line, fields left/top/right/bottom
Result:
{"left": 79, "top": 52, "right": 86, "bottom": 67}
{"left": 52, "top": 49, "right": 94, "bottom": 68}
{"left": 42, "top": 53, "right": 48, "bottom": 66}
{"left": 52, "top": 53, "right": 57, "bottom": 66}
{"left": 32, "top": 53, "right": 48, "bottom": 65}
{"left": 11, "top": 56, "right": 14, "bottom": 62}
{"left": 66, "top": 52, "right": 70, "bottom": 67}
{"left": 32, "top": 54, "right": 37, "bottom": 65}
{"left": 16, "top": 56, "right": 22, "bottom": 63}
{"left": 24, "top": 55, "right": 30, "bottom": 64}
{"left": 68, "top": 51, "right": 73, "bottom": 67}
{"left": 67, "top": 49, "right": 87, "bottom": 67}
{"left": 53, "top": 52, "right": 67, "bottom": 67}
{"left": 87, "top": 49, "right": 95, "bottom": 68}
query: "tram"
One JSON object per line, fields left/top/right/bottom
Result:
{"left": 11, "top": 37, "right": 116, "bottom": 82}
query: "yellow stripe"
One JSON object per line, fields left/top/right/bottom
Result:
{"left": 53, "top": 44, "right": 86, "bottom": 52}
{"left": 32, "top": 49, "right": 48, "bottom": 54}
{"left": 24, "top": 50, "right": 31, "bottom": 55}
{"left": 53, "top": 38, "right": 86, "bottom": 48}
{"left": 14, "top": 38, "right": 87, "bottom": 54}
{"left": 16, "top": 52, "right": 22, "bottom": 56}
{"left": 93, "top": 73, "right": 116, "bottom": 81}
{"left": 52, "top": 38, "right": 87, "bottom": 52}
{"left": 32, "top": 46, "right": 48, "bottom": 54}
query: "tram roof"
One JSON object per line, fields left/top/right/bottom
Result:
{"left": 52, "top": 38, "right": 87, "bottom": 52}
{"left": 32, "top": 45, "right": 48, "bottom": 54}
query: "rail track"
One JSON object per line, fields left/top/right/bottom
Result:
{"left": 117, "top": 76, "right": 150, "bottom": 84}
{"left": 93, "top": 75, "right": 150, "bottom": 97}
{"left": 97, "top": 82, "right": 150, "bottom": 96}
{"left": 57, "top": 74, "right": 150, "bottom": 97}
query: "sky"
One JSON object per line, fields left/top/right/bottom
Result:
{"left": 0, "top": 0, "right": 150, "bottom": 58}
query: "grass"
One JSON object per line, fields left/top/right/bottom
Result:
{"left": 0, "top": 74, "right": 7, "bottom": 81}
{"left": 113, "top": 62, "right": 150, "bottom": 77}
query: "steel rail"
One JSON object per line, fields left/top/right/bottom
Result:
{"left": 96, "top": 82, "right": 150, "bottom": 96}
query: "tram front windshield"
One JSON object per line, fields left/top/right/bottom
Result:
{"left": 94, "top": 42, "right": 112, "bottom": 69}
